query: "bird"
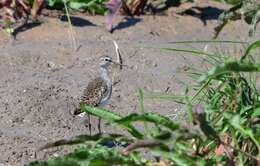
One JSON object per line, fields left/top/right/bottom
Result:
{"left": 74, "top": 55, "right": 123, "bottom": 135}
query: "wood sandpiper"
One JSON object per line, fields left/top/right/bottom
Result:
{"left": 74, "top": 55, "right": 124, "bottom": 135}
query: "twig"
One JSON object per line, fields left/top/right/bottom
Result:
{"left": 222, "top": 141, "right": 260, "bottom": 162}
{"left": 113, "top": 40, "right": 123, "bottom": 70}
{"left": 122, "top": 139, "right": 164, "bottom": 155}
{"left": 63, "top": 2, "right": 79, "bottom": 52}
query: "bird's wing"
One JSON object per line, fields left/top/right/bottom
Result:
{"left": 81, "top": 77, "right": 108, "bottom": 107}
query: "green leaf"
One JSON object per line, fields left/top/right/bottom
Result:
{"left": 82, "top": 104, "right": 122, "bottom": 122}
{"left": 47, "top": 0, "right": 106, "bottom": 13}
{"left": 199, "top": 61, "right": 260, "bottom": 83}
{"left": 115, "top": 113, "right": 179, "bottom": 131}
{"left": 82, "top": 105, "right": 143, "bottom": 139}
{"left": 27, "top": 146, "right": 141, "bottom": 166}
{"left": 138, "top": 89, "right": 149, "bottom": 136}
{"left": 26, "top": 159, "right": 80, "bottom": 166}
{"left": 249, "top": 10, "right": 260, "bottom": 36}
{"left": 241, "top": 40, "right": 260, "bottom": 60}
{"left": 69, "top": 1, "right": 89, "bottom": 9}
{"left": 252, "top": 107, "right": 260, "bottom": 117}
{"left": 185, "top": 96, "right": 193, "bottom": 125}
{"left": 228, "top": 114, "right": 260, "bottom": 150}
{"left": 152, "top": 150, "right": 198, "bottom": 166}
{"left": 4, "top": 28, "right": 14, "bottom": 35}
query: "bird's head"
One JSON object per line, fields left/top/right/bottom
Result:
{"left": 99, "top": 56, "right": 113, "bottom": 68}
{"left": 99, "top": 55, "right": 128, "bottom": 69}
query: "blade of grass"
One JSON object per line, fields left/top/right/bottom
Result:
{"left": 138, "top": 89, "right": 149, "bottom": 137}
{"left": 185, "top": 94, "right": 193, "bottom": 125}
{"left": 168, "top": 40, "right": 248, "bottom": 44}
{"left": 241, "top": 40, "right": 260, "bottom": 61}
{"left": 143, "top": 92, "right": 186, "bottom": 104}
{"left": 191, "top": 79, "right": 211, "bottom": 102}
{"left": 138, "top": 44, "right": 220, "bottom": 65}
{"left": 228, "top": 115, "right": 260, "bottom": 152}
{"left": 63, "top": 0, "right": 78, "bottom": 51}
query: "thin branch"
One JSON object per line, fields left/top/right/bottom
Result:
{"left": 223, "top": 141, "right": 260, "bottom": 162}
{"left": 122, "top": 139, "right": 165, "bottom": 155}
{"left": 113, "top": 40, "right": 123, "bottom": 70}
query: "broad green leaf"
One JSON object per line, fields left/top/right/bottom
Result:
{"left": 69, "top": 2, "right": 89, "bottom": 9}
{"left": 82, "top": 105, "right": 143, "bottom": 139}
{"left": 27, "top": 146, "right": 141, "bottom": 166}
{"left": 82, "top": 105, "right": 122, "bottom": 122}
{"left": 115, "top": 113, "right": 179, "bottom": 131}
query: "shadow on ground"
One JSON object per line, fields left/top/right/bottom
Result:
{"left": 112, "top": 17, "right": 142, "bottom": 32}
{"left": 13, "top": 21, "right": 42, "bottom": 38}
{"left": 179, "top": 6, "right": 224, "bottom": 25}
{"left": 60, "top": 15, "right": 96, "bottom": 27}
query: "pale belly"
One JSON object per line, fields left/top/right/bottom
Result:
{"left": 99, "top": 86, "right": 112, "bottom": 107}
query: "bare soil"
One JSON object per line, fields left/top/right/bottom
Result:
{"left": 0, "top": 1, "right": 259, "bottom": 165}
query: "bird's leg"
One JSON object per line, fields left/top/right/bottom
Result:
{"left": 88, "top": 113, "right": 92, "bottom": 135}
{"left": 98, "top": 117, "right": 102, "bottom": 134}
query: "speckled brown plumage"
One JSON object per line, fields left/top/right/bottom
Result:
{"left": 81, "top": 77, "right": 109, "bottom": 107}
{"left": 73, "top": 77, "right": 109, "bottom": 116}
{"left": 74, "top": 77, "right": 110, "bottom": 135}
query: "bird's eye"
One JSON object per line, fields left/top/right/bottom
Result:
{"left": 105, "top": 58, "right": 111, "bottom": 62}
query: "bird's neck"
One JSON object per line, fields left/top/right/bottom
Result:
{"left": 100, "top": 67, "right": 111, "bottom": 85}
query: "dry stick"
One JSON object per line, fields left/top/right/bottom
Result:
{"left": 122, "top": 140, "right": 164, "bottom": 155}
{"left": 223, "top": 142, "right": 260, "bottom": 162}
{"left": 63, "top": 2, "right": 79, "bottom": 51}
{"left": 111, "top": 40, "right": 123, "bottom": 85}
{"left": 122, "top": 134, "right": 260, "bottom": 162}
{"left": 113, "top": 40, "right": 123, "bottom": 70}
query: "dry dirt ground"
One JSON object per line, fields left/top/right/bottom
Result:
{"left": 0, "top": 1, "right": 260, "bottom": 165}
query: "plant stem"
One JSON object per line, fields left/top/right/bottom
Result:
{"left": 63, "top": 1, "right": 78, "bottom": 51}
{"left": 138, "top": 89, "right": 149, "bottom": 137}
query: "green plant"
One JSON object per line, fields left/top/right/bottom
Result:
{"left": 47, "top": 0, "right": 107, "bottom": 14}
{"left": 215, "top": 0, "right": 260, "bottom": 37}
{"left": 214, "top": 0, "right": 241, "bottom": 5}
{"left": 0, "top": 0, "right": 44, "bottom": 36}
